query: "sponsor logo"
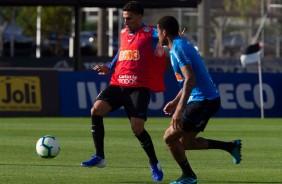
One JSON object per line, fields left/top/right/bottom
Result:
{"left": 143, "top": 26, "right": 151, "bottom": 32}
{"left": 175, "top": 73, "right": 183, "bottom": 81}
{"left": 119, "top": 50, "right": 140, "bottom": 61}
{"left": 0, "top": 76, "right": 42, "bottom": 111}
{"left": 117, "top": 75, "right": 137, "bottom": 84}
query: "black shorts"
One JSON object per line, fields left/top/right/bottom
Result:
{"left": 182, "top": 97, "right": 220, "bottom": 132}
{"left": 96, "top": 85, "right": 151, "bottom": 120}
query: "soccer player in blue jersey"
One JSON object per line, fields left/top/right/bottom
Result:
{"left": 157, "top": 16, "right": 242, "bottom": 184}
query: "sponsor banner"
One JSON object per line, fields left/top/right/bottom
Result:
{"left": 58, "top": 71, "right": 177, "bottom": 117}
{"left": 59, "top": 71, "right": 282, "bottom": 117}
{"left": 0, "top": 76, "right": 42, "bottom": 111}
{"left": 0, "top": 69, "right": 60, "bottom": 116}
{"left": 212, "top": 73, "right": 282, "bottom": 117}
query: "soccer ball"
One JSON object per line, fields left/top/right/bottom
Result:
{"left": 36, "top": 135, "right": 60, "bottom": 158}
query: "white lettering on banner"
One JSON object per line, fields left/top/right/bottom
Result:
{"left": 86, "top": 82, "right": 108, "bottom": 102}
{"left": 218, "top": 83, "right": 275, "bottom": 110}
{"left": 77, "top": 82, "right": 108, "bottom": 109}
{"left": 149, "top": 93, "right": 164, "bottom": 110}
{"left": 236, "top": 84, "right": 254, "bottom": 109}
{"left": 77, "top": 82, "right": 87, "bottom": 108}
{"left": 219, "top": 84, "right": 237, "bottom": 109}
{"left": 253, "top": 84, "right": 275, "bottom": 108}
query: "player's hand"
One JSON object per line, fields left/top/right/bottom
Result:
{"left": 93, "top": 65, "right": 111, "bottom": 75}
{"left": 163, "top": 101, "right": 177, "bottom": 115}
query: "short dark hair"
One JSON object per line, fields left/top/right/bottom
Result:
{"left": 123, "top": 1, "right": 144, "bottom": 16}
{"left": 157, "top": 16, "right": 179, "bottom": 36}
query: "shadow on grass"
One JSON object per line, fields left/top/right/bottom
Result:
{"left": 4, "top": 164, "right": 279, "bottom": 184}
{"left": 0, "top": 163, "right": 76, "bottom": 167}
{"left": 202, "top": 180, "right": 282, "bottom": 184}
{"left": 0, "top": 163, "right": 161, "bottom": 169}
{"left": 105, "top": 180, "right": 282, "bottom": 184}
{"left": 108, "top": 182, "right": 153, "bottom": 184}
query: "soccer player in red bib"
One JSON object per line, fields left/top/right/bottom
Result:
{"left": 81, "top": 1, "right": 165, "bottom": 182}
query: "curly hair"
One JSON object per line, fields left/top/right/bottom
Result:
{"left": 123, "top": 1, "right": 144, "bottom": 16}
{"left": 157, "top": 16, "right": 179, "bottom": 36}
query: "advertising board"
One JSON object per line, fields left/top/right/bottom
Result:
{"left": 59, "top": 71, "right": 282, "bottom": 118}
{"left": 0, "top": 69, "right": 60, "bottom": 116}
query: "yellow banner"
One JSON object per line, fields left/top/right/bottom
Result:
{"left": 0, "top": 76, "right": 42, "bottom": 111}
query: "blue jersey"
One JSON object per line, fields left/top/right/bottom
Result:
{"left": 169, "top": 36, "right": 219, "bottom": 102}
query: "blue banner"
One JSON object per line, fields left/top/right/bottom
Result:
{"left": 212, "top": 73, "right": 282, "bottom": 117}
{"left": 59, "top": 71, "right": 282, "bottom": 118}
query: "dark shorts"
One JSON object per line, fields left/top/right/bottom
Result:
{"left": 182, "top": 97, "right": 221, "bottom": 132}
{"left": 96, "top": 85, "right": 151, "bottom": 120}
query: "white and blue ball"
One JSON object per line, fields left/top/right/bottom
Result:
{"left": 36, "top": 135, "right": 60, "bottom": 158}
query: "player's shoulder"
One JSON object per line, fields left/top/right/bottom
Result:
{"left": 142, "top": 26, "right": 152, "bottom": 33}
{"left": 173, "top": 37, "right": 187, "bottom": 49}
{"left": 141, "top": 26, "right": 157, "bottom": 40}
{"left": 176, "top": 38, "right": 195, "bottom": 50}
{"left": 121, "top": 28, "right": 127, "bottom": 34}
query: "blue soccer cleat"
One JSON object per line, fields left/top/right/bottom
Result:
{"left": 231, "top": 139, "right": 242, "bottom": 164}
{"left": 81, "top": 155, "right": 106, "bottom": 168}
{"left": 170, "top": 176, "right": 198, "bottom": 184}
{"left": 150, "top": 162, "right": 163, "bottom": 182}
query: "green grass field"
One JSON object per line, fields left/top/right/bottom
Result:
{"left": 0, "top": 118, "right": 282, "bottom": 184}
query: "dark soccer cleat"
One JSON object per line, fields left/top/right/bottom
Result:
{"left": 170, "top": 176, "right": 198, "bottom": 184}
{"left": 81, "top": 155, "right": 106, "bottom": 168}
{"left": 231, "top": 139, "right": 242, "bottom": 164}
{"left": 150, "top": 162, "right": 163, "bottom": 182}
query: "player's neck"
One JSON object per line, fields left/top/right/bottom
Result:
{"left": 167, "top": 36, "right": 174, "bottom": 49}
{"left": 128, "top": 22, "right": 144, "bottom": 34}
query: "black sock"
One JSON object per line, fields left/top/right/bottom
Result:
{"left": 91, "top": 115, "right": 105, "bottom": 158}
{"left": 136, "top": 129, "right": 158, "bottom": 165}
{"left": 207, "top": 139, "right": 234, "bottom": 152}
{"left": 179, "top": 159, "right": 197, "bottom": 179}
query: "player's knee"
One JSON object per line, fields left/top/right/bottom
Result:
{"left": 132, "top": 126, "right": 143, "bottom": 136}
{"left": 90, "top": 106, "right": 99, "bottom": 115}
{"left": 131, "top": 121, "right": 143, "bottom": 135}
{"left": 91, "top": 101, "right": 109, "bottom": 116}
{"left": 90, "top": 107, "right": 94, "bottom": 115}
{"left": 163, "top": 134, "right": 169, "bottom": 144}
{"left": 130, "top": 118, "right": 145, "bottom": 136}
{"left": 163, "top": 129, "right": 173, "bottom": 145}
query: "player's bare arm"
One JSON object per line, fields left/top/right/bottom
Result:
{"left": 163, "top": 90, "right": 182, "bottom": 115}
{"left": 171, "top": 64, "right": 195, "bottom": 130}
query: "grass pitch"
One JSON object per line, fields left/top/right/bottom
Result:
{"left": 0, "top": 117, "right": 281, "bottom": 184}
